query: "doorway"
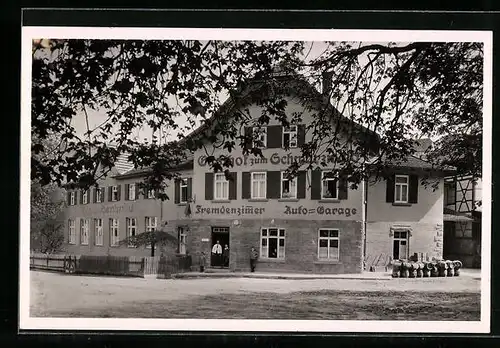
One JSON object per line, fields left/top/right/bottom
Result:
{"left": 211, "top": 226, "right": 230, "bottom": 268}
{"left": 393, "top": 230, "right": 409, "bottom": 260}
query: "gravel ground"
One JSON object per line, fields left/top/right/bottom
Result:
{"left": 30, "top": 270, "right": 481, "bottom": 317}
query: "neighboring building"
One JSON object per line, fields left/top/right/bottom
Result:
{"left": 60, "top": 72, "right": 455, "bottom": 274}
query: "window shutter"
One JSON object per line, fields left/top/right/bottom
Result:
{"left": 229, "top": 172, "right": 237, "bottom": 200}
{"left": 267, "top": 171, "right": 281, "bottom": 199}
{"left": 174, "top": 179, "right": 180, "bottom": 204}
{"left": 205, "top": 173, "right": 214, "bottom": 200}
{"left": 67, "top": 191, "right": 71, "bottom": 205}
{"left": 187, "top": 178, "right": 193, "bottom": 201}
{"left": 297, "top": 171, "right": 306, "bottom": 199}
{"left": 242, "top": 172, "right": 251, "bottom": 199}
{"left": 245, "top": 127, "right": 253, "bottom": 148}
{"left": 117, "top": 185, "right": 121, "bottom": 201}
{"left": 125, "top": 184, "right": 130, "bottom": 201}
{"left": 79, "top": 190, "right": 83, "bottom": 204}
{"left": 267, "top": 125, "right": 282, "bottom": 148}
{"left": 93, "top": 188, "right": 97, "bottom": 203}
{"left": 108, "top": 186, "right": 112, "bottom": 201}
{"left": 311, "top": 169, "right": 322, "bottom": 200}
{"left": 297, "top": 124, "right": 306, "bottom": 147}
{"left": 339, "top": 175, "right": 348, "bottom": 200}
{"left": 386, "top": 175, "right": 395, "bottom": 203}
{"left": 135, "top": 183, "right": 140, "bottom": 199}
{"left": 409, "top": 175, "right": 419, "bottom": 204}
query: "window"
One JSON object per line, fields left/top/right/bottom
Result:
{"left": 80, "top": 219, "right": 89, "bottom": 245}
{"left": 68, "top": 220, "right": 76, "bottom": 244}
{"left": 110, "top": 218, "right": 119, "bottom": 246}
{"left": 112, "top": 186, "right": 119, "bottom": 201}
{"left": 82, "top": 190, "right": 88, "bottom": 204}
{"left": 321, "top": 171, "right": 338, "bottom": 199}
{"left": 178, "top": 226, "right": 187, "bottom": 255}
{"left": 128, "top": 184, "right": 136, "bottom": 201}
{"left": 394, "top": 175, "right": 409, "bottom": 203}
{"left": 252, "top": 126, "right": 267, "bottom": 148}
{"left": 393, "top": 231, "right": 409, "bottom": 260}
{"left": 147, "top": 189, "right": 155, "bottom": 199}
{"left": 94, "top": 218, "right": 103, "bottom": 246}
{"left": 214, "top": 173, "right": 229, "bottom": 200}
{"left": 180, "top": 179, "right": 188, "bottom": 203}
{"left": 70, "top": 192, "right": 75, "bottom": 206}
{"left": 282, "top": 125, "right": 298, "bottom": 148}
{"left": 281, "top": 172, "right": 297, "bottom": 199}
{"left": 126, "top": 217, "right": 137, "bottom": 247}
{"left": 318, "top": 229, "right": 340, "bottom": 260}
{"left": 251, "top": 172, "right": 267, "bottom": 199}
{"left": 96, "top": 188, "right": 103, "bottom": 203}
{"left": 260, "top": 228, "right": 286, "bottom": 259}
{"left": 445, "top": 181, "right": 456, "bottom": 206}
{"left": 145, "top": 217, "right": 157, "bottom": 249}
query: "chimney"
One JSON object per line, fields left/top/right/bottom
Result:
{"left": 322, "top": 71, "right": 333, "bottom": 97}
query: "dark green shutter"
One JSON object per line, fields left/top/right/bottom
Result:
{"left": 108, "top": 186, "right": 112, "bottom": 201}
{"left": 409, "top": 175, "right": 419, "bottom": 204}
{"left": 117, "top": 185, "right": 121, "bottom": 201}
{"left": 339, "top": 176, "right": 348, "bottom": 200}
{"left": 187, "top": 178, "right": 192, "bottom": 201}
{"left": 242, "top": 172, "right": 251, "bottom": 199}
{"left": 205, "top": 173, "right": 214, "bottom": 200}
{"left": 311, "top": 169, "right": 322, "bottom": 200}
{"left": 297, "top": 124, "right": 306, "bottom": 147}
{"left": 267, "top": 125, "right": 282, "bottom": 148}
{"left": 297, "top": 171, "right": 306, "bottom": 199}
{"left": 125, "top": 184, "right": 130, "bottom": 201}
{"left": 386, "top": 175, "right": 395, "bottom": 203}
{"left": 229, "top": 172, "right": 237, "bottom": 200}
{"left": 174, "top": 179, "right": 180, "bottom": 204}
{"left": 267, "top": 171, "right": 281, "bottom": 199}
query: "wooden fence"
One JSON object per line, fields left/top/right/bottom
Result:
{"left": 30, "top": 252, "right": 192, "bottom": 278}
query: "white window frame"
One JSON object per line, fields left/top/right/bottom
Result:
{"left": 251, "top": 172, "right": 267, "bottom": 199}
{"left": 180, "top": 179, "right": 188, "bottom": 203}
{"left": 214, "top": 173, "right": 229, "bottom": 201}
{"left": 82, "top": 190, "right": 88, "bottom": 204}
{"left": 112, "top": 185, "right": 119, "bottom": 201}
{"left": 110, "top": 218, "right": 119, "bottom": 246}
{"left": 94, "top": 218, "right": 103, "bottom": 246}
{"left": 126, "top": 217, "right": 137, "bottom": 247}
{"left": 282, "top": 125, "right": 298, "bottom": 148}
{"left": 252, "top": 126, "right": 267, "bottom": 148}
{"left": 147, "top": 189, "right": 155, "bottom": 199}
{"left": 68, "top": 219, "right": 76, "bottom": 244}
{"left": 96, "top": 188, "right": 103, "bottom": 203}
{"left": 70, "top": 192, "right": 75, "bottom": 206}
{"left": 321, "top": 171, "right": 339, "bottom": 200}
{"left": 260, "top": 227, "right": 286, "bottom": 259}
{"left": 80, "top": 218, "right": 89, "bottom": 245}
{"left": 281, "top": 172, "right": 297, "bottom": 199}
{"left": 318, "top": 228, "right": 340, "bottom": 261}
{"left": 178, "top": 226, "right": 187, "bottom": 255}
{"left": 145, "top": 216, "right": 157, "bottom": 249}
{"left": 128, "top": 183, "right": 136, "bottom": 201}
{"left": 394, "top": 175, "right": 409, "bottom": 203}
{"left": 393, "top": 230, "right": 409, "bottom": 260}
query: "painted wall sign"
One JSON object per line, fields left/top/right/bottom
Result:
{"left": 81, "top": 204, "right": 134, "bottom": 215}
{"left": 197, "top": 153, "right": 334, "bottom": 167}
{"left": 284, "top": 205, "right": 357, "bottom": 217}
{"left": 195, "top": 205, "right": 265, "bottom": 216}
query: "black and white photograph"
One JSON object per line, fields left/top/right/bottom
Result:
{"left": 20, "top": 26, "right": 492, "bottom": 333}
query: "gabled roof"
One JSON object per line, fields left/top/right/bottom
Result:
{"left": 113, "top": 159, "right": 194, "bottom": 180}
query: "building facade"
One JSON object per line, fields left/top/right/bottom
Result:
{"left": 60, "top": 77, "right": 451, "bottom": 274}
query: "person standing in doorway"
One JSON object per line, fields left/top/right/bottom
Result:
{"left": 212, "top": 240, "right": 223, "bottom": 267}
{"left": 250, "top": 246, "right": 259, "bottom": 272}
{"left": 223, "top": 244, "right": 230, "bottom": 268}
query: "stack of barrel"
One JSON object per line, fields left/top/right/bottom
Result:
{"left": 392, "top": 259, "right": 463, "bottom": 278}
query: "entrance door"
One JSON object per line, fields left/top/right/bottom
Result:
{"left": 211, "top": 227, "right": 230, "bottom": 268}
{"left": 393, "top": 231, "right": 409, "bottom": 260}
